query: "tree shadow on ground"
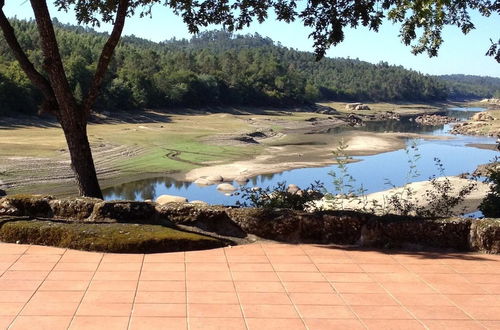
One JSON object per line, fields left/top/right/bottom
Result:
{"left": 307, "top": 244, "right": 498, "bottom": 262}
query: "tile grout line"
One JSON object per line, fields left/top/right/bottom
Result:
{"left": 0, "top": 247, "right": 27, "bottom": 278}
{"left": 183, "top": 251, "right": 189, "bottom": 330}
{"left": 66, "top": 251, "right": 105, "bottom": 330}
{"left": 359, "top": 252, "right": 429, "bottom": 330}
{"left": 126, "top": 253, "right": 145, "bottom": 330}
{"left": 263, "top": 244, "right": 308, "bottom": 330}
{"left": 7, "top": 246, "right": 66, "bottom": 329}
{"left": 300, "top": 245, "right": 368, "bottom": 330}
{"left": 224, "top": 245, "right": 251, "bottom": 330}
{"left": 392, "top": 253, "right": 487, "bottom": 328}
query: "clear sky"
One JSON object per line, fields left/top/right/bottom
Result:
{"left": 4, "top": 1, "right": 500, "bottom": 77}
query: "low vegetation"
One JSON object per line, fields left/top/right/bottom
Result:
{"left": 0, "top": 220, "right": 226, "bottom": 253}
{"left": 236, "top": 181, "right": 325, "bottom": 211}
{"left": 479, "top": 164, "right": 500, "bottom": 218}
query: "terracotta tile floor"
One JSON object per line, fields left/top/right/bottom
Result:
{"left": 0, "top": 242, "right": 499, "bottom": 329}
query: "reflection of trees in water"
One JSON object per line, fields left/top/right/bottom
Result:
{"left": 327, "top": 120, "right": 443, "bottom": 134}
{"left": 103, "top": 177, "right": 192, "bottom": 201}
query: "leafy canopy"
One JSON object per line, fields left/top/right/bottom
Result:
{"left": 54, "top": 0, "right": 500, "bottom": 61}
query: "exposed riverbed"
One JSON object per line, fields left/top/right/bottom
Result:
{"left": 103, "top": 107, "right": 499, "bottom": 205}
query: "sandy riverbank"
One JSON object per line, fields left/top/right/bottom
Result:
{"left": 315, "top": 177, "right": 490, "bottom": 215}
{"left": 182, "top": 131, "right": 446, "bottom": 182}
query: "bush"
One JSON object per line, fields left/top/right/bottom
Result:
{"left": 479, "top": 164, "right": 500, "bottom": 217}
{"left": 236, "top": 181, "right": 324, "bottom": 211}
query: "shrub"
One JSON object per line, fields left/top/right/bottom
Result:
{"left": 479, "top": 163, "right": 500, "bottom": 217}
{"left": 236, "top": 181, "right": 324, "bottom": 211}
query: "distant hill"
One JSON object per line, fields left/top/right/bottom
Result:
{"left": 0, "top": 19, "right": 496, "bottom": 115}
{"left": 436, "top": 74, "right": 500, "bottom": 100}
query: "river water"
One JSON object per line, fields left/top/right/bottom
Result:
{"left": 103, "top": 108, "right": 499, "bottom": 205}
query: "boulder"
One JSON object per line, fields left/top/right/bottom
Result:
{"left": 227, "top": 208, "right": 301, "bottom": 242}
{"left": 234, "top": 176, "right": 249, "bottom": 185}
{"left": 156, "top": 195, "right": 188, "bottom": 205}
{"left": 471, "top": 112, "right": 495, "bottom": 122}
{"left": 0, "top": 194, "right": 54, "bottom": 217}
{"left": 470, "top": 218, "right": 500, "bottom": 253}
{"left": 194, "top": 178, "right": 212, "bottom": 186}
{"left": 206, "top": 175, "right": 224, "bottom": 182}
{"left": 217, "top": 183, "right": 237, "bottom": 192}
{"left": 157, "top": 203, "right": 246, "bottom": 238}
{"left": 88, "top": 201, "right": 159, "bottom": 224}
{"left": 345, "top": 103, "right": 362, "bottom": 110}
{"left": 190, "top": 200, "right": 209, "bottom": 206}
{"left": 355, "top": 104, "right": 370, "bottom": 111}
{"left": 49, "top": 197, "right": 102, "bottom": 221}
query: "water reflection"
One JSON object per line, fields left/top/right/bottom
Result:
{"left": 104, "top": 177, "right": 191, "bottom": 201}
{"left": 104, "top": 107, "right": 498, "bottom": 205}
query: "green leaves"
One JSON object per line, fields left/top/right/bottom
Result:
{"left": 50, "top": 0, "right": 499, "bottom": 62}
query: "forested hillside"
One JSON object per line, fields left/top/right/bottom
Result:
{"left": 0, "top": 19, "right": 494, "bottom": 115}
{"left": 436, "top": 74, "right": 500, "bottom": 100}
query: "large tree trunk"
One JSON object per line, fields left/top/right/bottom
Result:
{"left": 1, "top": 0, "right": 128, "bottom": 199}
{"left": 60, "top": 116, "right": 103, "bottom": 199}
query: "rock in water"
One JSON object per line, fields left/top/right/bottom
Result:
{"left": 234, "top": 176, "right": 249, "bottom": 185}
{"left": 206, "top": 175, "right": 224, "bottom": 182}
{"left": 156, "top": 195, "right": 188, "bottom": 205}
{"left": 190, "top": 200, "right": 209, "bottom": 206}
{"left": 194, "top": 178, "right": 212, "bottom": 186}
{"left": 217, "top": 183, "right": 237, "bottom": 192}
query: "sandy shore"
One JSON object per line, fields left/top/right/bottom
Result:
{"left": 316, "top": 177, "right": 490, "bottom": 215}
{"left": 183, "top": 131, "right": 445, "bottom": 182}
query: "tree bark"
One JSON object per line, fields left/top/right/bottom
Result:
{"left": 83, "top": 0, "right": 129, "bottom": 117}
{"left": 29, "top": 0, "right": 103, "bottom": 198}
{"left": 60, "top": 119, "right": 103, "bottom": 199}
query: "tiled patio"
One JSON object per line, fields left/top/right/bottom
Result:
{"left": 0, "top": 242, "right": 499, "bottom": 330}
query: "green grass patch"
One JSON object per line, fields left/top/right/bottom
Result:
{"left": 0, "top": 220, "right": 227, "bottom": 253}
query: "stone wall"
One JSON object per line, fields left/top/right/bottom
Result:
{"left": 1, "top": 195, "right": 499, "bottom": 253}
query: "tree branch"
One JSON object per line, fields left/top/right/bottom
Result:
{"left": 0, "top": 0, "right": 58, "bottom": 115}
{"left": 83, "top": 0, "right": 129, "bottom": 117}
{"left": 30, "top": 0, "right": 79, "bottom": 123}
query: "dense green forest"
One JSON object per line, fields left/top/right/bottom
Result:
{"left": 436, "top": 74, "right": 500, "bottom": 100}
{"left": 0, "top": 19, "right": 497, "bottom": 115}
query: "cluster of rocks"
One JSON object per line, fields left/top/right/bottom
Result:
{"left": 193, "top": 175, "right": 249, "bottom": 193}
{"left": 315, "top": 106, "right": 338, "bottom": 115}
{"left": 471, "top": 112, "right": 496, "bottom": 122}
{"left": 414, "top": 114, "right": 458, "bottom": 126}
{"left": 345, "top": 103, "right": 371, "bottom": 111}
{"left": 479, "top": 98, "right": 500, "bottom": 107}
{"left": 450, "top": 111, "right": 498, "bottom": 136}
{"left": 1, "top": 194, "right": 499, "bottom": 253}
{"left": 451, "top": 124, "right": 500, "bottom": 138}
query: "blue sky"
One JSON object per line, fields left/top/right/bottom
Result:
{"left": 4, "top": 1, "right": 500, "bottom": 77}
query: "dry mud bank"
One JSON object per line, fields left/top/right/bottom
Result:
{"left": 0, "top": 105, "right": 449, "bottom": 195}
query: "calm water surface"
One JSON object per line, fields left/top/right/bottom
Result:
{"left": 104, "top": 108, "right": 499, "bottom": 205}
